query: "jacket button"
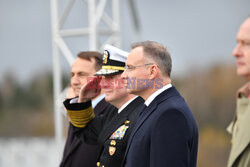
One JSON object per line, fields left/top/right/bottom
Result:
{"left": 110, "top": 140, "right": 116, "bottom": 146}
{"left": 124, "top": 120, "right": 130, "bottom": 124}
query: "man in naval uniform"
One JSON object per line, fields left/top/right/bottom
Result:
{"left": 60, "top": 51, "right": 115, "bottom": 167}
{"left": 63, "top": 44, "right": 144, "bottom": 167}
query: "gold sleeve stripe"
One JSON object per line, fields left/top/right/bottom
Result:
{"left": 69, "top": 117, "right": 94, "bottom": 122}
{"left": 67, "top": 110, "right": 94, "bottom": 117}
{"left": 67, "top": 106, "right": 95, "bottom": 128}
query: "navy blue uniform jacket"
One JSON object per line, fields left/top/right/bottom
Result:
{"left": 123, "top": 86, "right": 198, "bottom": 167}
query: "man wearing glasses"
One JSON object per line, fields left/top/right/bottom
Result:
{"left": 121, "top": 41, "right": 199, "bottom": 167}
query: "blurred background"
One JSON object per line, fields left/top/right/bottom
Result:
{"left": 0, "top": 0, "right": 249, "bottom": 166}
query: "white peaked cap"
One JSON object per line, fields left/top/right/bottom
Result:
{"left": 104, "top": 44, "right": 129, "bottom": 62}
{"left": 95, "top": 44, "right": 129, "bottom": 76}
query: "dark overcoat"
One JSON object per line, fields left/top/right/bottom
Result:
{"left": 60, "top": 98, "right": 115, "bottom": 167}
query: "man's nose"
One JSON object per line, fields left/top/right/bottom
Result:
{"left": 71, "top": 76, "right": 80, "bottom": 85}
{"left": 233, "top": 44, "right": 243, "bottom": 58}
{"left": 121, "top": 70, "right": 127, "bottom": 79}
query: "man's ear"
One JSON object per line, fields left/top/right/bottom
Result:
{"left": 149, "top": 64, "right": 159, "bottom": 79}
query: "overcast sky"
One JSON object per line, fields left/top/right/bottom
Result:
{"left": 0, "top": 0, "right": 249, "bottom": 84}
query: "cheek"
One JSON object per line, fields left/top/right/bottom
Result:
{"left": 135, "top": 71, "right": 147, "bottom": 80}
{"left": 127, "top": 71, "right": 138, "bottom": 79}
{"left": 111, "top": 89, "right": 119, "bottom": 98}
{"left": 243, "top": 53, "right": 250, "bottom": 69}
{"left": 247, "top": 61, "right": 250, "bottom": 72}
{"left": 79, "top": 77, "right": 87, "bottom": 85}
{"left": 115, "top": 88, "right": 128, "bottom": 97}
{"left": 246, "top": 54, "right": 250, "bottom": 64}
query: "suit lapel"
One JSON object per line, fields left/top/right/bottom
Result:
{"left": 124, "top": 87, "right": 180, "bottom": 158}
{"left": 124, "top": 102, "right": 157, "bottom": 158}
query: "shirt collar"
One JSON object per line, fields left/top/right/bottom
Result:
{"left": 237, "top": 81, "right": 250, "bottom": 98}
{"left": 92, "top": 94, "right": 106, "bottom": 108}
{"left": 118, "top": 96, "right": 138, "bottom": 114}
{"left": 145, "top": 83, "right": 172, "bottom": 106}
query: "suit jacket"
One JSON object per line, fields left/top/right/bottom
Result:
{"left": 123, "top": 86, "right": 199, "bottom": 167}
{"left": 60, "top": 98, "right": 114, "bottom": 167}
{"left": 65, "top": 96, "right": 144, "bottom": 167}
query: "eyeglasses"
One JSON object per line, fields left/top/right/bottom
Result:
{"left": 124, "top": 63, "right": 154, "bottom": 72}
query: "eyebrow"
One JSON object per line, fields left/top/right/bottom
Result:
{"left": 71, "top": 71, "right": 89, "bottom": 75}
{"left": 79, "top": 71, "right": 89, "bottom": 75}
{"left": 126, "top": 63, "right": 134, "bottom": 67}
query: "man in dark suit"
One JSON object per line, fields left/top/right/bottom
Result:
{"left": 121, "top": 41, "right": 199, "bottom": 167}
{"left": 63, "top": 44, "right": 144, "bottom": 167}
{"left": 60, "top": 51, "right": 114, "bottom": 167}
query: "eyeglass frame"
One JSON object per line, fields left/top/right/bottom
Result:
{"left": 124, "top": 63, "right": 155, "bottom": 72}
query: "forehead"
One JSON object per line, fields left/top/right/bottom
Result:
{"left": 237, "top": 19, "right": 250, "bottom": 40}
{"left": 126, "top": 47, "right": 144, "bottom": 65}
{"left": 71, "top": 58, "right": 95, "bottom": 72}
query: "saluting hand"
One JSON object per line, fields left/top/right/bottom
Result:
{"left": 78, "top": 76, "right": 102, "bottom": 102}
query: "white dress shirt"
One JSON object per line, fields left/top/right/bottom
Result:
{"left": 144, "top": 83, "right": 172, "bottom": 106}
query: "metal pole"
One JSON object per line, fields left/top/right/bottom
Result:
{"left": 50, "top": 0, "right": 64, "bottom": 164}
{"left": 112, "top": 0, "right": 121, "bottom": 47}
{"left": 49, "top": 0, "right": 126, "bottom": 164}
{"left": 88, "top": 0, "right": 97, "bottom": 50}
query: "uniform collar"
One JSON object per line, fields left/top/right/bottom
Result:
{"left": 118, "top": 96, "right": 138, "bottom": 114}
{"left": 92, "top": 94, "right": 105, "bottom": 108}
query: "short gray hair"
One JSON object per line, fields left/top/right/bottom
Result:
{"left": 131, "top": 41, "right": 172, "bottom": 77}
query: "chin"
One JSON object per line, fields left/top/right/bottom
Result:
{"left": 237, "top": 69, "right": 248, "bottom": 77}
{"left": 74, "top": 91, "right": 79, "bottom": 96}
{"left": 105, "top": 96, "right": 113, "bottom": 103}
{"left": 126, "top": 88, "right": 133, "bottom": 94}
{"left": 126, "top": 89, "right": 138, "bottom": 96}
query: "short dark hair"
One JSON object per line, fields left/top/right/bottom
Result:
{"left": 77, "top": 51, "right": 103, "bottom": 71}
{"left": 131, "top": 41, "right": 172, "bottom": 77}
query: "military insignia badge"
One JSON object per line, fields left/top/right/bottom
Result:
{"left": 124, "top": 120, "right": 130, "bottom": 124}
{"left": 103, "top": 50, "right": 109, "bottom": 64}
{"left": 110, "top": 140, "right": 116, "bottom": 146}
{"left": 109, "top": 146, "right": 116, "bottom": 156}
{"left": 110, "top": 124, "right": 129, "bottom": 139}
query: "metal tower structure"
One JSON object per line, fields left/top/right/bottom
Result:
{"left": 50, "top": 0, "right": 122, "bottom": 162}
{"left": 50, "top": 0, "right": 140, "bottom": 164}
